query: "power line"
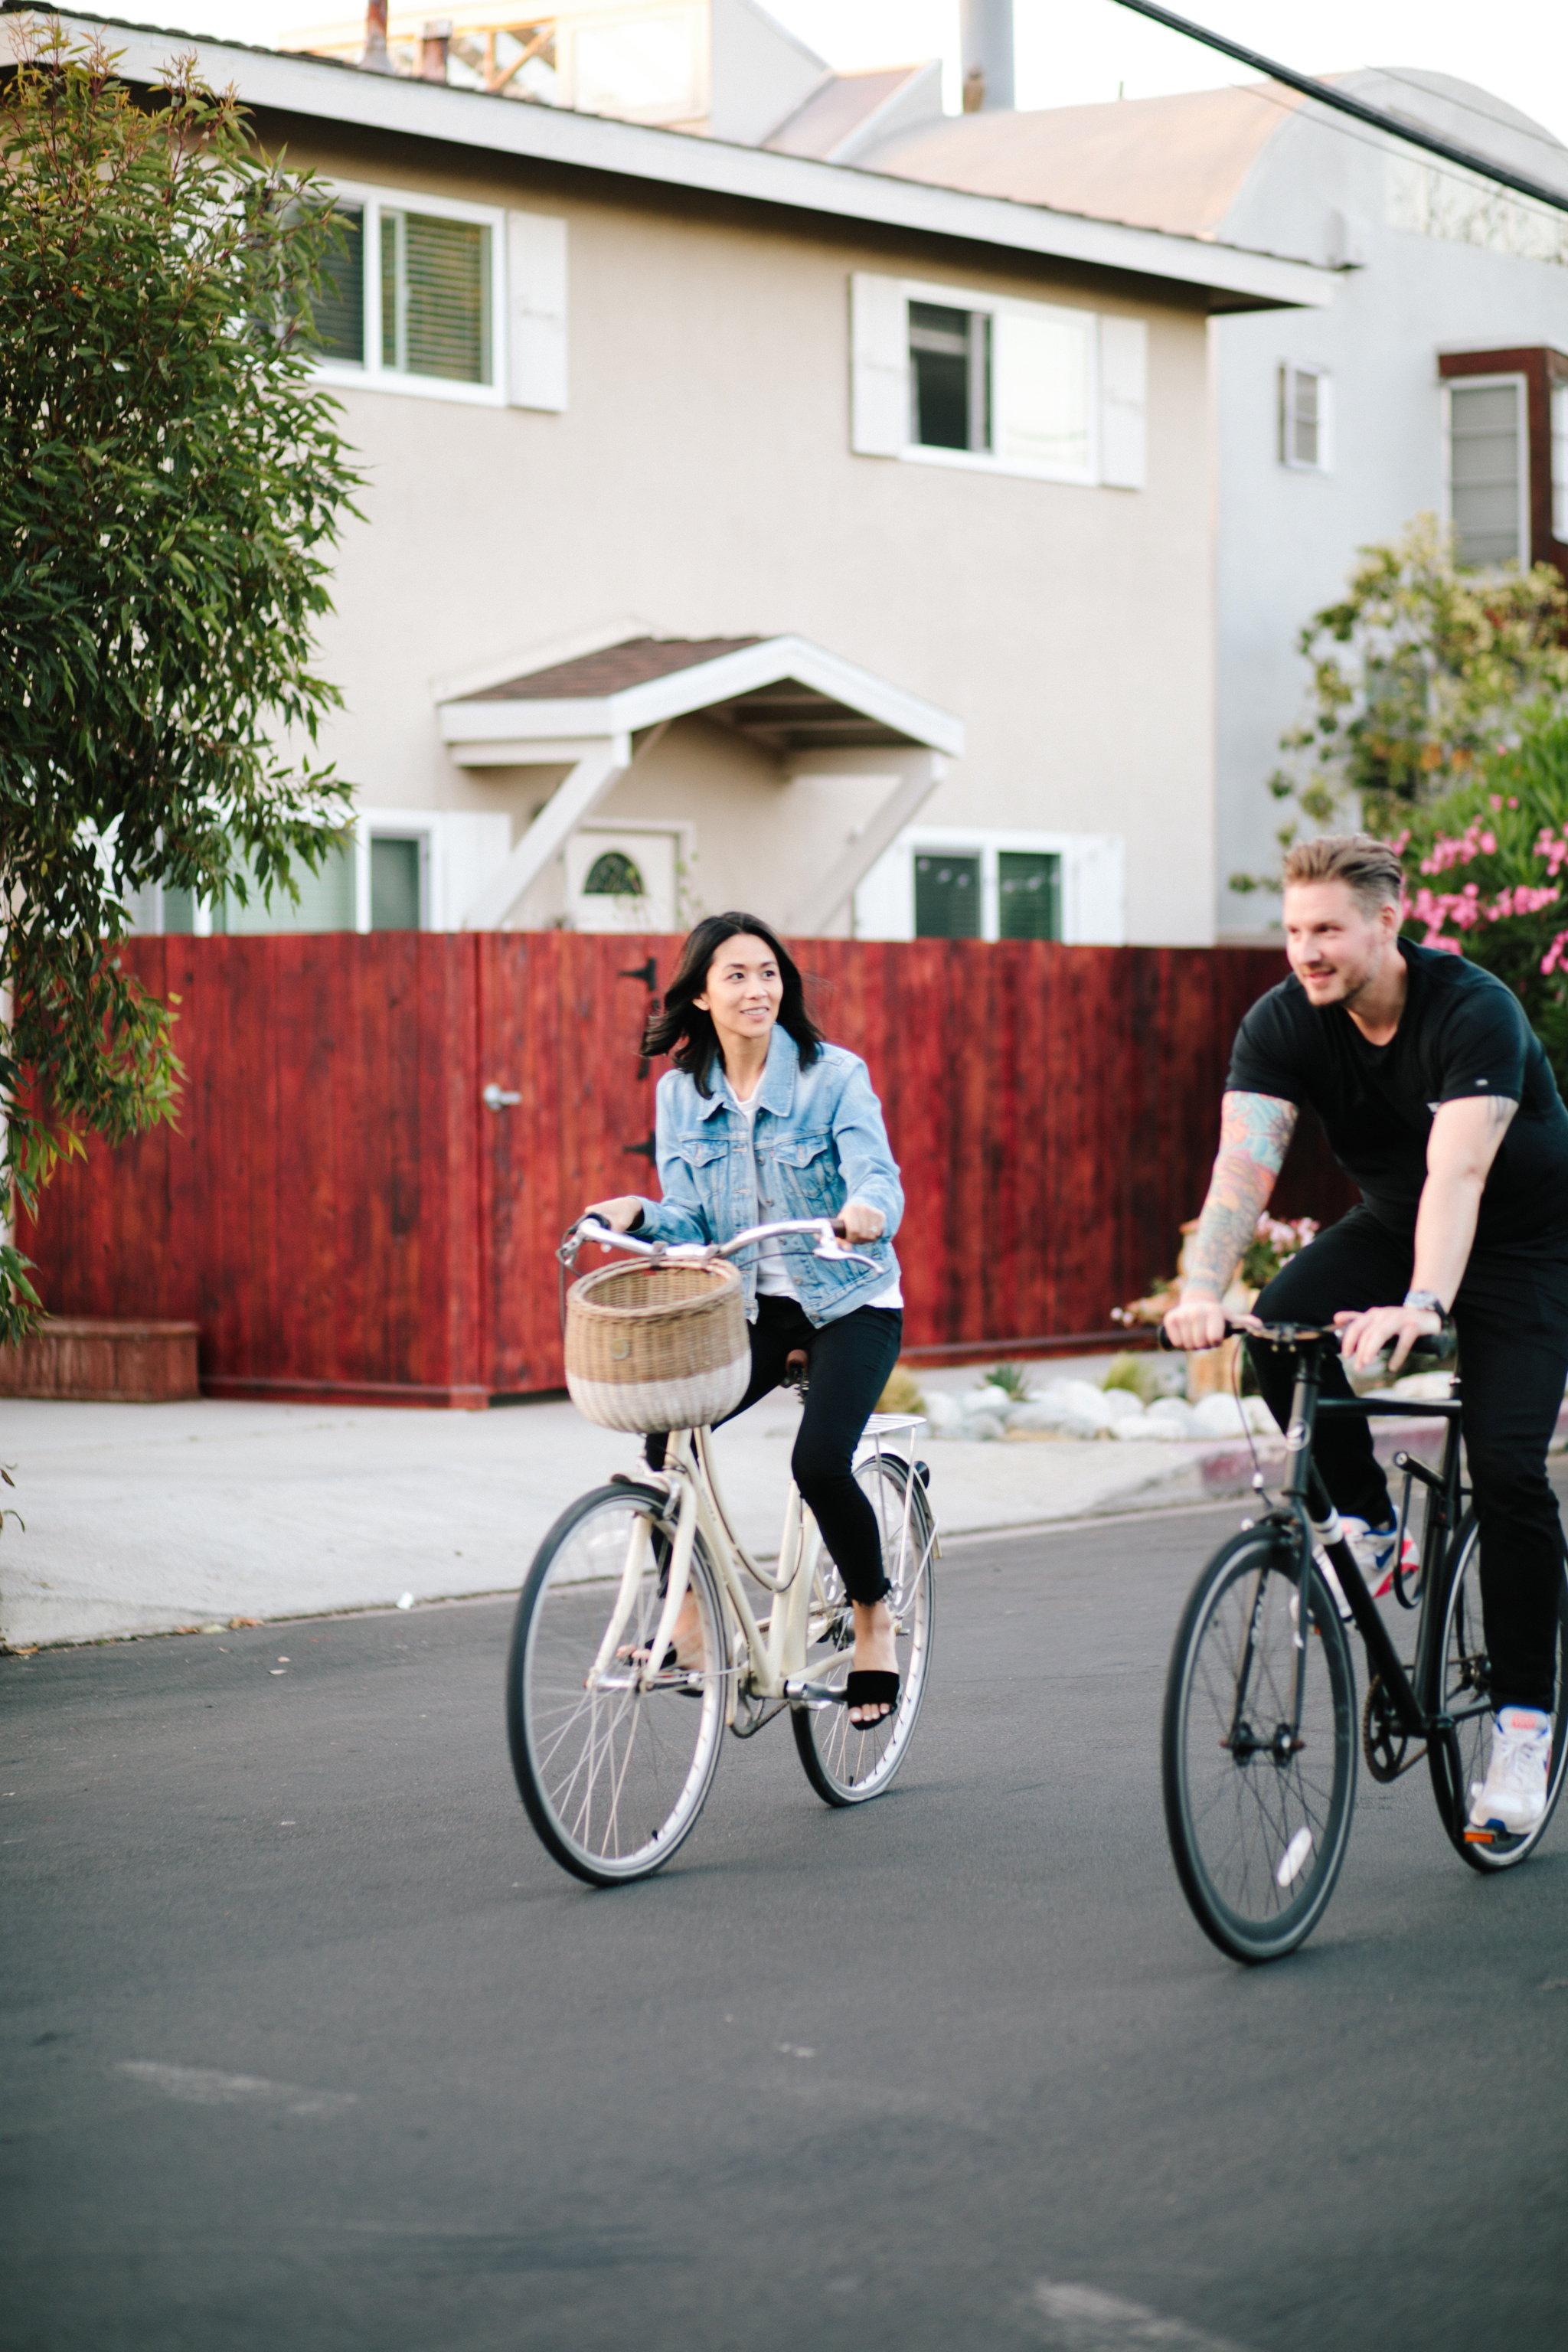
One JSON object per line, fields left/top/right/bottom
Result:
{"left": 1374, "top": 69, "right": 1568, "bottom": 168}
{"left": 1104, "top": 0, "right": 1568, "bottom": 220}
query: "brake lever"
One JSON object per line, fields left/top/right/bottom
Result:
{"left": 812, "top": 1228, "right": 881, "bottom": 1271}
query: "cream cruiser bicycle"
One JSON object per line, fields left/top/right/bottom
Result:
{"left": 505, "top": 1216, "right": 938, "bottom": 1886}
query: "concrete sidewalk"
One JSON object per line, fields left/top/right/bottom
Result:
{"left": 0, "top": 1374, "right": 1256, "bottom": 1649}
{"left": 1, "top": 1367, "right": 1521, "bottom": 1650}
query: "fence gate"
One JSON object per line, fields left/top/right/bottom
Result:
{"left": 475, "top": 934, "right": 675, "bottom": 1394}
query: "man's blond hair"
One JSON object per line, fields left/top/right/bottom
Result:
{"left": 1280, "top": 833, "right": 1403, "bottom": 913}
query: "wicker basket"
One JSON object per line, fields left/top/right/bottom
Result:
{"left": 564, "top": 1259, "right": 750, "bottom": 1433}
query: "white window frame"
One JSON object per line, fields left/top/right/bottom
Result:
{"left": 1279, "top": 361, "right": 1334, "bottom": 473}
{"left": 851, "top": 274, "right": 1146, "bottom": 491}
{"left": 1552, "top": 380, "right": 1568, "bottom": 544}
{"left": 1443, "top": 372, "right": 1530, "bottom": 569}
{"left": 308, "top": 178, "right": 508, "bottom": 408}
{"left": 897, "top": 276, "right": 1099, "bottom": 488}
{"left": 854, "top": 825, "right": 1125, "bottom": 946}
{"left": 356, "top": 817, "right": 433, "bottom": 933}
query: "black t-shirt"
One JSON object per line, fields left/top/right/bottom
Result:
{"left": 1228, "top": 942, "right": 1568, "bottom": 1244}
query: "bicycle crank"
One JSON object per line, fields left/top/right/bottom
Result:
{"left": 1362, "top": 1674, "right": 1426, "bottom": 1782}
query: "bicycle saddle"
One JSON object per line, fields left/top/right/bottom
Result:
{"left": 782, "top": 1349, "right": 810, "bottom": 1398}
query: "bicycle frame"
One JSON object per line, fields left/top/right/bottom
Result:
{"left": 567, "top": 1210, "right": 929, "bottom": 1723}
{"left": 586, "top": 1416, "right": 929, "bottom": 1723}
{"left": 1248, "top": 1329, "right": 1465, "bottom": 1750}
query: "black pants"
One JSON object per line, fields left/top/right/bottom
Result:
{"left": 1250, "top": 1206, "right": 1568, "bottom": 1714}
{"left": 719, "top": 1298, "right": 904, "bottom": 1606}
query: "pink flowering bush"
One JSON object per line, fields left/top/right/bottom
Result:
{"left": 1399, "top": 716, "right": 1568, "bottom": 1087}
{"left": 1240, "top": 1214, "right": 1319, "bottom": 1290}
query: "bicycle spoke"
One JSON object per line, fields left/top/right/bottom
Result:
{"left": 792, "top": 1454, "right": 935, "bottom": 1806}
{"left": 508, "top": 1493, "right": 727, "bottom": 1884}
{"left": 1164, "top": 1534, "right": 1357, "bottom": 1961}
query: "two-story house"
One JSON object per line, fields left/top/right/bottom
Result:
{"left": 64, "top": 5, "right": 1334, "bottom": 948}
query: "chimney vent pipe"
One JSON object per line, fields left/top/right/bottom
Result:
{"left": 361, "top": 0, "right": 392, "bottom": 72}
{"left": 418, "top": 18, "right": 452, "bottom": 81}
{"left": 960, "top": 0, "right": 1014, "bottom": 113}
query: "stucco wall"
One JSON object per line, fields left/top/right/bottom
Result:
{"left": 268, "top": 114, "right": 1220, "bottom": 942}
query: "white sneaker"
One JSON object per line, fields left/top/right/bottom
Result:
{"left": 1468, "top": 1707, "right": 1553, "bottom": 1836}
{"left": 1340, "top": 1515, "right": 1421, "bottom": 1601}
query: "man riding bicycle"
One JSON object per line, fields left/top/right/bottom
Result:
{"left": 1165, "top": 834, "right": 1568, "bottom": 1840}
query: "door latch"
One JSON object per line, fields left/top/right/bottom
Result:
{"left": 482, "top": 1083, "right": 521, "bottom": 1112}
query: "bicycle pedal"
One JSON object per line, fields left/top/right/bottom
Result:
{"left": 1463, "top": 1825, "right": 1497, "bottom": 1844}
{"left": 782, "top": 1676, "right": 842, "bottom": 1707}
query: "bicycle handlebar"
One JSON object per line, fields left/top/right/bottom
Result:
{"left": 1157, "top": 1316, "right": 1457, "bottom": 1366}
{"left": 564, "top": 1215, "right": 882, "bottom": 1274}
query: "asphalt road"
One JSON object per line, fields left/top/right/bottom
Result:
{"left": 4, "top": 1496, "right": 1567, "bottom": 2352}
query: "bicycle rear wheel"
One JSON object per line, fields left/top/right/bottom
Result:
{"left": 791, "top": 1453, "right": 935, "bottom": 1807}
{"left": 1428, "top": 1510, "right": 1568, "bottom": 1871}
{"left": 1162, "top": 1527, "right": 1357, "bottom": 1964}
{"left": 506, "top": 1485, "right": 727, "bottom": 1886}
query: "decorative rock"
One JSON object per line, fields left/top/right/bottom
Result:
{"left": 1144, "top": 1396, "right": 1198, "bottom": 1439}
{"left": 1040, "top": 1380, "right": 1120, "bottom": 1432}
{"left": 1189, "top": 1392, "right": 1249, "bottom": 1438}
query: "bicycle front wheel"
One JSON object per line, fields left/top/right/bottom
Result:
{"left": 791, "top": 1452, "right": 936, "bottom": 1807}
{"left": 1428, "top": 1510, "right": 1568, "bottom": 1872}
{"left": 1162, "top": 1527, "right": 1357, "bottom": 1964}
{"left": 506, "top": 1485, "right": 727, "bottom": 1886}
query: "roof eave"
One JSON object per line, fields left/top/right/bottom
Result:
{"left": 34, "top": 9, "right": 1337, "bottom": 311}
{"left": 439, "top": 638, "right": 967, "bottom": 757}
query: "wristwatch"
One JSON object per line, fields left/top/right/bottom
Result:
{"left": 1403, "top": 1289, "right": 1445, "bottom": 1315}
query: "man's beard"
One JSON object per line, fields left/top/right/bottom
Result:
{"left": 1301, "top": 951, "right": 1377, "bottom": 1007}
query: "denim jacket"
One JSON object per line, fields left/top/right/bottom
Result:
{"left": 633, "top": 1026, "right": 903, "bottom": 1325}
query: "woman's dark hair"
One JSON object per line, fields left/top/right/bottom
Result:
{"left": 642, "top": 912, "right": 823, "bottom": 1094}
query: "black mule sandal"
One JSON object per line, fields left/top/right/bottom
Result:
{"left": 844, "top": 1669, "right": 900, "bottom": 1723}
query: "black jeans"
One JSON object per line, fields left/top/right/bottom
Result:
{"left": 719, "top": 1298, "right": 904, "bottom": 1606}
{"left": 1250, "top": 1205, "right": 1568, "bottom": 1715}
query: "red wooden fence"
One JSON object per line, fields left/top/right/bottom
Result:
{"left": 22, "top": 934, "right": 1352, "bottom": 1403}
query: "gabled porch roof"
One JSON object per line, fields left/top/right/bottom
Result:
{"left": 437, "top": 634, "right": 963, "bottom": 933}
{"left": 439, "top": 633, "right": 965, "bottom": 760}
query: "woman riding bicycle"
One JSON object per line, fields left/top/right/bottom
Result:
{"left": 585, "top": 912, "right": 906, "bottom": 1728}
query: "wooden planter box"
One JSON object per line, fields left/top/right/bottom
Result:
{"left": 0, "top": 1318, "right": 200, "bottom": 1403}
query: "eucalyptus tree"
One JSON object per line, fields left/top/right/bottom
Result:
{"left": 0, "top": 22, "right": 361, "bottom": 1338}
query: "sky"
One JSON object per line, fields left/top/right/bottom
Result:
{"left": 87, "top": 0, "right": 1568, "bottom": 152}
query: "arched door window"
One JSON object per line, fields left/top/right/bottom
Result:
{"left": 583, "top": 850, "right": 646, "bottom": 898}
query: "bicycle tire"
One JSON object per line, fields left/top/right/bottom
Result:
{"left": 506, "top": 1484, "right": 727, "bottom": 1886}
{"left": 791, "top": 1453, "right": 936, "bottom": 1808}
{"left": 1162, "top": 1526, "right": 1357, "bottom": 1964}
{"left": 1427, "top": 1508, "right": 1568, "bottom": 1871}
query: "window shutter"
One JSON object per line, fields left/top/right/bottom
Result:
{"left": 850, "top": 273, "right": 908, "bottom": 456}
{"left": 1063, "top": 836, "right": 1125, "bottom": 945}
{"left": 994, "top": 309, "right": 1093, "bottom": 477}
{"left": 1315, "top": 371, "right": 1335, "bottom": 473}
{"left": 1098, "top": 315, "right": 1147, "bottom": 489}
{"left": 507, "top": 211, "right": 568, "bottom": 412}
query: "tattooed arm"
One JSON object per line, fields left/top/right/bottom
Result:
{"left": 1162, "top": 1092, "right": 1298, "bottom": 1352}
{"left": 1339, "top": 1093, "right": 1517, "bottom": 1372}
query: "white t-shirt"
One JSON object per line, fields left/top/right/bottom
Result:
{"left": 733, "top": 1090, "right": 902, "bottom": 1310}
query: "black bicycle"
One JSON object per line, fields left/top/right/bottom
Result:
{"left": 1161, "top": 1320, "right": 1568, "bottom": 1964}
